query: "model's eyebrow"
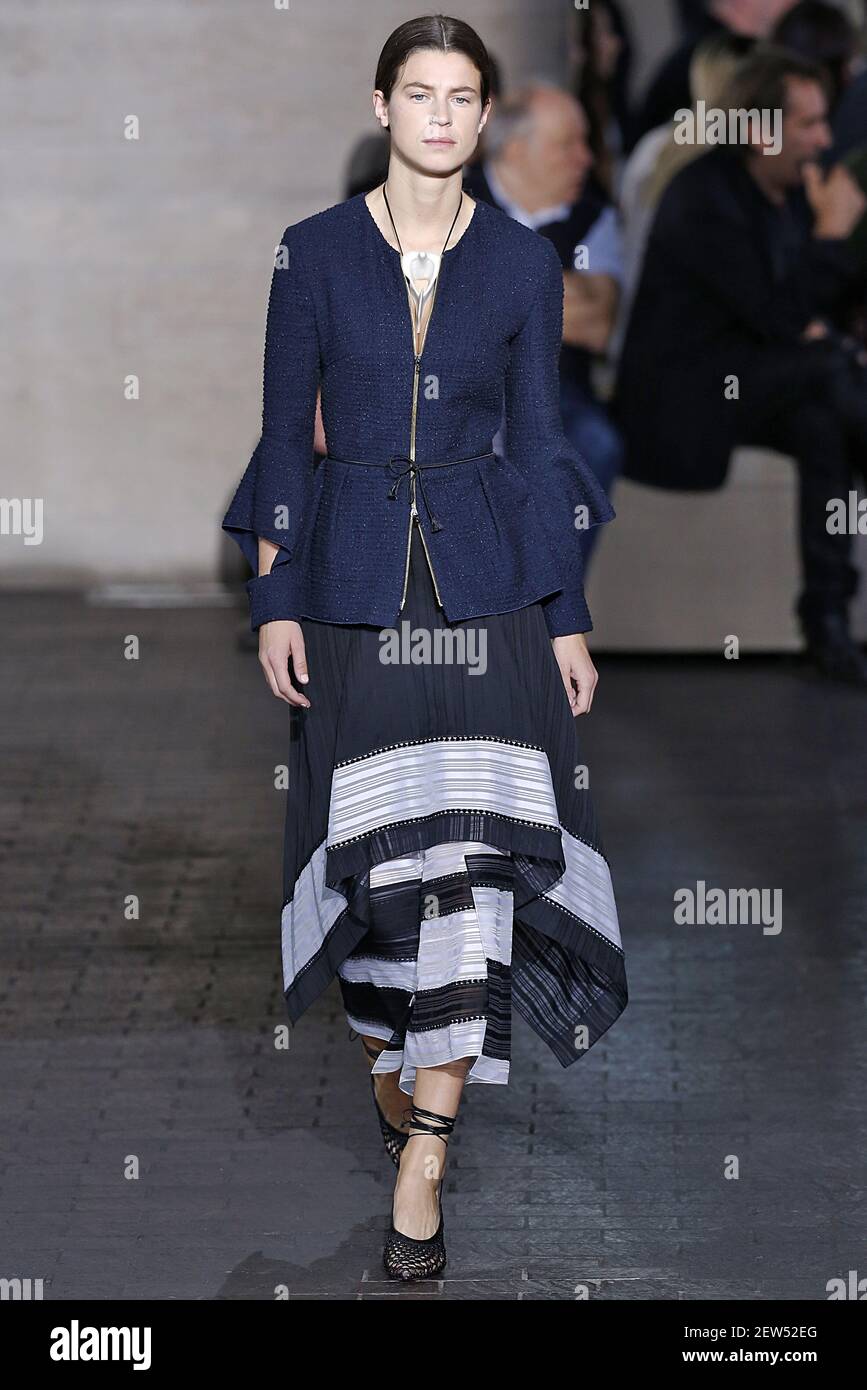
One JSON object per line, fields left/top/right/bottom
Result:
{"left": 403, "top": 82, "right": 477, "bottom": 93}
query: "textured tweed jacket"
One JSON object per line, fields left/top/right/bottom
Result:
{"left": 222, "top": 191, "right": 615, "bottom": 636}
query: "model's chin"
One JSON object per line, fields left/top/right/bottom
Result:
{"left": 417, "top": 149, "right": 464, "bottom": 175}
{"left": 400, "top": 144, "right": 465, "bottom": 176}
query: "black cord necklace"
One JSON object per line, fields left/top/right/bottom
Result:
{"left": 381, "top": 184, "right": 464, "bottom": 354}
{"left": 381, "top": 183, "right": 464, "bottom": 260}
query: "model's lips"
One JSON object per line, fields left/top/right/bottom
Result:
{"left": 424, "top": 137, "right": 455, "bottom": 145}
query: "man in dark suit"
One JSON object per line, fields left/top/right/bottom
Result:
{"left": 617, "top": 44, "right": 867, "bottom": 683}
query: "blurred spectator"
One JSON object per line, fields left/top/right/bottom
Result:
{"left": 676, "top": 0, "right": 720, "bottom": 35}
{"left": 568, "top": 0, "right": 634, "bottom": 195}
{"left": 463, "top": 82, "right": 624, "bottom": 565}
{"left": 770, "top": 5, "right": 867, "bottom": 278}
{"left": 613, "top": 30, "right": 754, "bottom": 361}
{"left": 772, "top": 0, "right": 860, "bottom": 110}
{"left": 833, "top": 61, "right": 867, "bottom": 157}
{"left": 631, "top": 0, "right": 799, "bottom": 146}
{"left": 616, "top": 45, "right": 867, "bottom": 683}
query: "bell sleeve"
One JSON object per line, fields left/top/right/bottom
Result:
{"left": 222, "top": 225, "right": 320, "bottom": 629}
{"left": 503, "top": 236, "right": 616, "bottom": 637}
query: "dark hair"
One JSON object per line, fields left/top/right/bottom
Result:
{"left": 771, "top": 0, "right": 857, "bottom": 109}
{"left": 374, "top": 14, "right": 493, "bottom": 110}
{"left": 719, "top": 40, "right": 830, "bottom": 119}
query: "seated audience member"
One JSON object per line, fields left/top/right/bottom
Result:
{"left": 464, "top": 83, "right": 625, "bottom": 566}
{"left": 616, "top": 45, "right": 867, "bottom": 684}
{"left": 614, "top": 30, "right": 754, "bottom": 362}
{"left": 772, "top": 0, "right": 859, "bottom": 114}
{"left": 631, "top": 0, "right": 798, "bottom": 146}
{"left": 771, "top": 1, "right": 867, "bottom": 267}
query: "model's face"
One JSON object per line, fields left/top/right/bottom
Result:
{"left": 375, "top": 48, "right": 490, "bottom": 173}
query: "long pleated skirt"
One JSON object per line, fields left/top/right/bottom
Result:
{"left": 281, "top": 524, "right": 627, "bottom": 1095}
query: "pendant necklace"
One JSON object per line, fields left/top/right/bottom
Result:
{"left": 382, "top": 184, "right": 464, "bottom": 355}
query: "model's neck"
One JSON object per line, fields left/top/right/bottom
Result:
{"left": 380, "top": 163, "right": 467, "bottom": 243}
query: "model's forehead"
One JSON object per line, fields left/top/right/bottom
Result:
{"left": 399, "top": 49, "right": 481, "bottom": 90}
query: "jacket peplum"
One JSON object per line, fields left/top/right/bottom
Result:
{"left": 222, "top": 191, "right": 615, "bottom": 637}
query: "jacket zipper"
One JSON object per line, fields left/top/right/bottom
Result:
{"left": 398, "top": 328, "right": 444, "bottom": 612}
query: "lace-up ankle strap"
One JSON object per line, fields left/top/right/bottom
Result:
{"left": 402, "top": 1103, "right": 457, "bottom": 1145}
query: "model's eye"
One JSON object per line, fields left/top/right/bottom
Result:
{"left": 454, "top": 97, "right": 470, "bottom": 105}
{"left": 409, "top": 92, "right": 428, "bottom": 101}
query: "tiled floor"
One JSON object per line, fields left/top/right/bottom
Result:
{"left": 2, "top": 596, "right": 865, "bottom": 1300}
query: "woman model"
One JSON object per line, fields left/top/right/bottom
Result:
{"left": 223, "top": 13, "right": 627, "bottom": 1282}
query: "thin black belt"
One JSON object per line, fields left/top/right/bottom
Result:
{"left": 325, "top": 449, "right": 496, "bottom": 533}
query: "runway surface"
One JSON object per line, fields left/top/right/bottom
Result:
{"left": 2, "top": 594, "right": 865, "bottom": 1300}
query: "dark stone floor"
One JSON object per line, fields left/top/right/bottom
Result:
{"left": 1, "top": 594, "right": 865, "bottom": 1300}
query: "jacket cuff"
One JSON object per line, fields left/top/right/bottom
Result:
{"left": 245, "top": 568, "right": 302, "bottom": 630}
{"left": 541, "top": 585, "right": 593, "bottom": 637}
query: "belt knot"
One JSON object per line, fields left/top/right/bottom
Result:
{"left": 386, "top": 456, "right": 443, "bottom": 532}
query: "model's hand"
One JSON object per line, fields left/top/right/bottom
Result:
{"left": 258, "top": 620, "right": 311, "bottom": 707}
{"left": 552, "top": 633, "right": 597, "bottom": 716}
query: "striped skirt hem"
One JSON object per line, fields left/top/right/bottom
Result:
{"left": 279, "top": 527, "right": 627, "bottom": 1093}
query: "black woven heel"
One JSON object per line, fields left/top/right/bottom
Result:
{"left": 348, "top": 1026, "right": 409, "bottom": 1168}
{"left": 382, "top": 1103, "right": 456, "bottom": 1281}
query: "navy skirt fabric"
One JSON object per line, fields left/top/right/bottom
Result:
{"left": 280, "top": 523, "right": 627, "bottom": 1094}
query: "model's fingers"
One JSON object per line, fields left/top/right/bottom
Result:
{"left": 277, "top": 666, "right": 311, "bottom": 707}
{"left": 573, "top": 664, "right": 596, "bottom": 715}
{"left": 557, "top": 662, "right": 575, "bottom": 709}
{"left": 291, "top": 629, "right": 309, "bottom": 686}
{"left": 262, "top": 650, "right": 310, "bottom": 707}
{"left": 259, "top": 652, "right": 288, "bottom": 702}
{"left": 573, "top": 683, "right": 591, "bottom": 715}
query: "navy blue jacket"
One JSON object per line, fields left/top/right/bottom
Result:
{"left": 222, "top": 191, "right": 615, "bottom": 636}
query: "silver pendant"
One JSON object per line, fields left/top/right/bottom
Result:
{"left": 401, "top": 249, "right": 441, "bottom": 321}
